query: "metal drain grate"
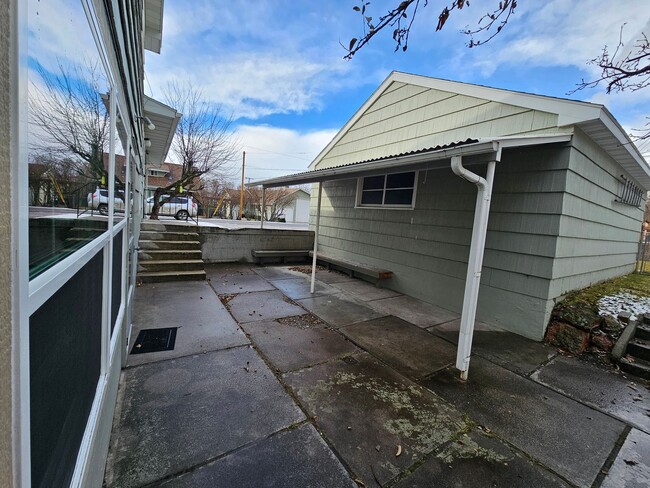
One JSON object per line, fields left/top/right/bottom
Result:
{"left": 131, "top": 327, "right": 178, "bottom": 354}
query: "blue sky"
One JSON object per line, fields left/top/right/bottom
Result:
{"left": 143, "top": 0, "right": 650, "bottom": 182}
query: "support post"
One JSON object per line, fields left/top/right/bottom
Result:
{"left": 239, "top": 151, "right": 245, "bottom": 220}
{"left": 451, "top": 155, "right": 497, "bottom": 380}
{"left": 261, "top": 187, "right": 266, "bottom": 229}
{"left": 310, "top": 182, "right": 323, "bottom": 293}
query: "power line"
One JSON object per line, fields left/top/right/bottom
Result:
{"left": 246, "top": 166, "right": 303, "bottom": 171}
{"left": 244, "top": 145, "right": 311, "bottom": 161}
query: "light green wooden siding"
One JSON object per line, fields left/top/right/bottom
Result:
{"left": 548, "top": 127, "right": 644, "bottom": 298}
{"left": 311, "top": 144, "right": 570, "bottom": 339}
{"left": 315, "top": 82, "right": 569, "bottom": 170}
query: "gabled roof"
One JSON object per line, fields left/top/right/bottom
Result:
{"left": 308, "top": 71, "right": 650, "bottom": 189}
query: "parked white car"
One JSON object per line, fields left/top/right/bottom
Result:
{"left": 87, "top": 187, "right": 125, "bottom": 215}
{"left": 145, "top": 195, "right": 197, "bottom": 220}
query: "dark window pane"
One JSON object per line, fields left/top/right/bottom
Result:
{"left": 111, "top": 230, "right": 123, "bottom": 335}
{"left": 362, "top": 175, "right": 385, "bottom": 190}
{"left": 384, "top": 189, "right": 414, "bottom": 205}
{"left": 30, "top": 253, "right": 103, "bottom": 488}
{"left": 386, "top": 172, "right": 415, "bottom": 189}
{"left": 361, "top": 190, "right": 383, "bottom": 205}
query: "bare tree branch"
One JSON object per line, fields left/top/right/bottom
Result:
{"left": 344, "top": 0, "right": 517, "bottom": 59}
{"left": 148, "top": 82, "right": 240, "bottom": 219}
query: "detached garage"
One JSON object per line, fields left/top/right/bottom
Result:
{"left": 252, "top": 71, "right": 650, "bottom": 377}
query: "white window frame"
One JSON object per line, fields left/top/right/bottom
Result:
{"left": 355, "top": 170, "right": 418, "bottom": 209}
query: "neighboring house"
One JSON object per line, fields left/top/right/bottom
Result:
{"left": 3, "top": 1, "right": 176, "bottom": 486}
{"left": 277, "top": 188, "right": 311, "bottom": 223}
{"left": 253, "top": 71, "right": 650, "bottom": 344}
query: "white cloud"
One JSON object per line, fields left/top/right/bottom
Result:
{"left": 146, "top": 52, "right": 349, "bottom": 120}
{"left": 230, "top": 125, "right": 337, "bottom": 183}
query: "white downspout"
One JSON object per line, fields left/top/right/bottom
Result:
{"left": 310, "top": 183, "right": 323, "bottom": 293}
{"left": 451, "top": 147, "right": 500, "bottom": 380}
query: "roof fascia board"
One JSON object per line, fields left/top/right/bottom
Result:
{"left": 390, "top": 72, "right": 603, "bottom": 127}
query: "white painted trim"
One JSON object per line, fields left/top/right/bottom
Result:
{"left": 310, "top": 183, "right": 323, "bottom": 294}
{"left": 355, "top": 170, "right": 419, "bottom": 209}
{"left": 13, "top": 0, "right": 31, "bottom": 483}
{"left": 28, "top": 232, "right": 109, "bottom": 315}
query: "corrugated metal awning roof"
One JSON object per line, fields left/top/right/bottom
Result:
{"left": 144, "top": 95, "right": 181, "bottom": 167}
{"left": 249, "top": 135, "right": 573, "bottom": 188}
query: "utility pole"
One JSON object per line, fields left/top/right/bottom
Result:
{"left": 239, "top": 151, "right": 246, "bottom": 220}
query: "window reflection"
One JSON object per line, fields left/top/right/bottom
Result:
{"left": 27, "top": 0, "right": 115, "bottom": 278}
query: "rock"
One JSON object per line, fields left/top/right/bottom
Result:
{"left": 601, "top": 315, "right": 622, "bottom": 334}
{"left": 552, "top": 302, "right": 601, "bottom": 331}
{"left": 545, "top": 321, "right": 590, "bottom": 354}
{"left": 618, "top": 311, "right": 632, "bottom": 324}
{"left": 644, "top": 313, "right": 650, "bottom": 325}
{"left": 591, "top": 333, "right": 614, "bottom": 352}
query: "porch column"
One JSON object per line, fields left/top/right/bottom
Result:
{"left": 261, "top": 187, "right": 266, "bottom": 229}
{"left": 451, "top": 155, "right": 497, "bottom": 380}
{"left": 310, "top": 182, "right": 323, "bottom": 293}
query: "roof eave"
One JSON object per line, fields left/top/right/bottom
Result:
{"left": 144, "top": 0, "right": 164, "bottom": 54}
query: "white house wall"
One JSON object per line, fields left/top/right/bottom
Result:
{"left": 315, "top": 81, "right": 569, "bottom": 170}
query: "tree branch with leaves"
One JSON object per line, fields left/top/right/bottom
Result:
{"left": 344, "top": 0, "right": 517, "bottom": 59}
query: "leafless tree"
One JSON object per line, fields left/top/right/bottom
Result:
{"left": 244, "top": 187, "right": 295, "bottom": 221}
{"left": 29, "top": 61, "right": 112, "bottom": 183}
{"left": 149, "top": 82, "right": 239, "bottom": 219}
{"left": 344, "top": 0, "right": 517, "bottom": 59}
{"left": 573, "top": 26, "right": 650, "bottom": 140}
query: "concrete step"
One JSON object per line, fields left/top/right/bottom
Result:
{"left": 628, "top": 339, "right": 650, "bottom": 362}
{"left": 138, "top": 240, "right": 201, "bottom": 251}
{"left": 138, "top": 259, "right": 204, "bottom": 273}
{"left": 141, "top": 222, "right": 199, "bottom": 233}
{"left": 137, "top": 269, "right": 206, "bottom": 283}
{"left": 620, "top": 356, "right": 650, "bottom": 380}
{"left": 138, "top": 250, "right": 203, "bottom": 261}
{"left": 139, "top": 231, "right": 199, "bottom": 242}
{"left": 636, "top": 325, "right": 650, "bottom": 342}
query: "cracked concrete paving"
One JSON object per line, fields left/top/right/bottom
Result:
{"left": 105, "top": 264, "right": 650, "bottom": 487}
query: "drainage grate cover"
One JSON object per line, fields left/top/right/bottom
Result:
{"left": 131, "top": 327, "right": 178, "bottom": 354}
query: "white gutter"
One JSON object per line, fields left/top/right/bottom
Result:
{"left": 451, "top": 141, "right": 501, "bottom": 380}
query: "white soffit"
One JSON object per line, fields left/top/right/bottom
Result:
{"left": 144, "top": 0, "right": 164, "bottom": 53}
{"left": 144, "top": 95, "right": 181, "bottom": 166}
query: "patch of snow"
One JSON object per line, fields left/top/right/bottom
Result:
{"left": 597, "top": 292, "right": 650, "bottom": 321}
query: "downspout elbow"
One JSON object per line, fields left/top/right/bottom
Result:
{"left": 451, "top": 155, "right": 486, "bottom": 189}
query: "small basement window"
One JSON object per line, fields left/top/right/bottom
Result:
{"left": 357, "top": 171, "right": 417, "bottom": 208}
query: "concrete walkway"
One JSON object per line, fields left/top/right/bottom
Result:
{"left": 104, "top": 264, "right": 650, "bottom": 488}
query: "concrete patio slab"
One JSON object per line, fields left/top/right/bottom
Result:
{"left": 601, "top": 428, "right": 650, "bottom": 488}
{"left": 252, "top": 265, "right": 307, "bottom": 281}
{"left": 269, "top": 277, "right": 338, "bottom": 300}
{"left": 128, "top": 282, "right": 249, "bottom": 367}
{"left": 205, "top": 263, "right": 256, "bottom": 279}
{"left": 241, "top": 318, "right": 359, "bottom": 372}
{"left": 159, "top": 423, "right": 357, "bottom": 488}
{"left": 368, "top": 295, "right": 459, "bottom": 328}
{"left": 283, "top": 353, "right": 467, "bottom": 488}
{"left": 393, "top": 429, "right": 569, "bottom": 488}
{"left": 296, "top": 294, "right": 385, "bottom": 327}
{"left": 104, "top": 347, "right": 304, "bottom": 488}
{"left": 429, "top": 320, "right": 557, "bottom": 376}
{"left": 342, "top": 316, "right": 456, "bottom": 379}
{"left": 423, "top": 357, "right": 626, "bottom": 487}
{"left": 227, "top": 290, "right": 305, "bottom": 323}
{"left": 208, "top": 272, "right": 276, "bottom": 295}
{"left": 330, "top": 280, "right": 402, "bottom": 302}
{"left": 532, "top": 355, "right": 650, "bottom": 434}
{"left": 294, "top": 267, "right": 357, "bottom": 284}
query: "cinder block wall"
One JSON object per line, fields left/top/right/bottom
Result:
{"left": 199, "top": 228, "right": 314, "bottom": 263}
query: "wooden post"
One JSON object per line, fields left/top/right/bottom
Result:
{"left": 261, "top": 187, "right": 266, "bottom": 229}
{"left": 239, "top": 151, "right": 245, "bottom": 220}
